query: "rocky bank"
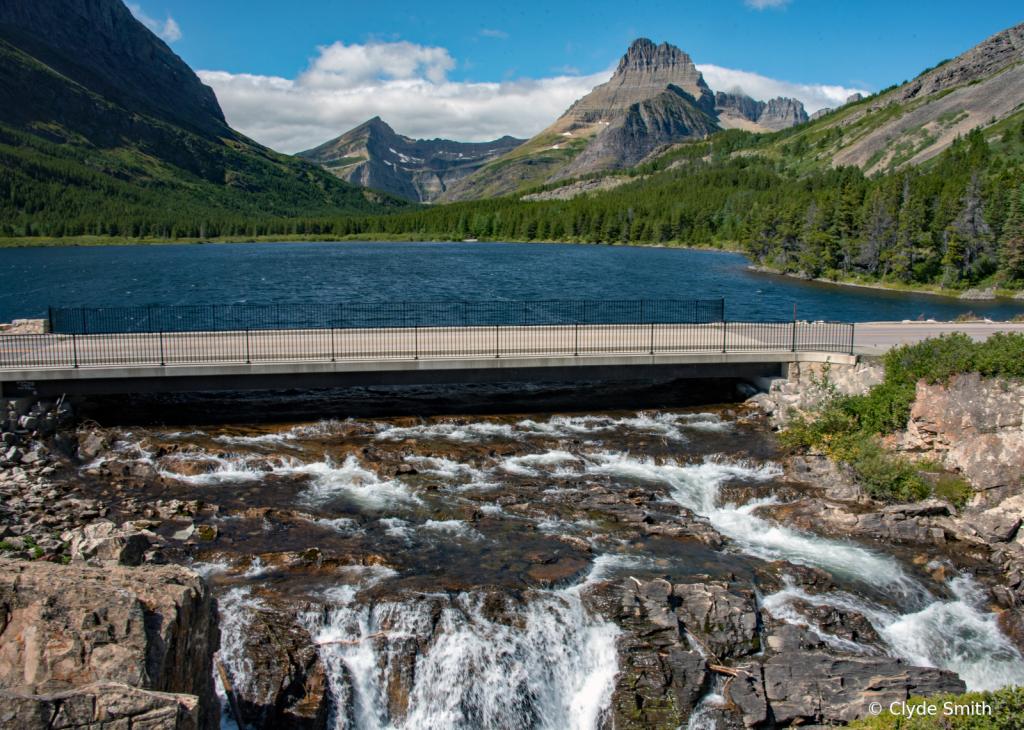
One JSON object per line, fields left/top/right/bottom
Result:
{"left": 749, "top": 359, "right": 1024, "bottom": 627}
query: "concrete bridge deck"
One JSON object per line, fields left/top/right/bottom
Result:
{"left": 4, "top": 320, "right": 1021, "bottom": 397}
{"left": 1, "top": 322, "right": 854, "bottom": 396}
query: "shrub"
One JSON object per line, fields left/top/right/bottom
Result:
{"left": 933, "top": 474, "right": 974, "bottom": 509}
{"left": 850, "top": 438, "right": 931, "bottom": 502}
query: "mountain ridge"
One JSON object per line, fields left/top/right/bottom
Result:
{"left": 297, "top": 118, "right": 525, "bottom": 203}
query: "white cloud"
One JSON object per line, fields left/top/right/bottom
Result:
{"left": 745, "top": 0, "right": 793, "bottom": 9}
{"left": 127, "top": 4, "right": 182, "bottom": 43}
{"left": 199, "top": 40, "right": 614, "bottom": 153}
{"left": 479, "top": 28, "right": 509, "bottom": 39}
{"left": 696, "top": 64, "right": 869, "bottom": 113}
{"left": 199, "top": 39, "right": 870, "bottom": 155}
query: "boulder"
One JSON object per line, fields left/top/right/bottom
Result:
{"left": 959, "top": 287, "right": 996, "bottom": 300}
{"left": 62, "top": 521, "right": 151, "bottom": 566}
{"left": 964, "top": 495, "right": 1024, "bottom": 544}
{"left": 0, "top": 559, "right": 220, "bottom": 730}
{"left": 0, "top": 681, "right": 199, "bottom": 730}
{"left": 78, "top": 431, "right": 112, "bottom": 460}
{"left": 726, "top": 652, "right": 966, "bottom": 726}
{"left": 674, "top": 582, "right": 759, "bottom": 659}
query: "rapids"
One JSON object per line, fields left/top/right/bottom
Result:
{"left": 80, "top": 390, "right": 1024, "bottom": 729}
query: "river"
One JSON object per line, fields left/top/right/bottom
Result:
{"left": 75, "top": 379, "right": 1024, "bottom": 730}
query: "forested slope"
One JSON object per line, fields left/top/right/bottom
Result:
{"left": 0, "top": 0, "right": 415, "bottom": 239}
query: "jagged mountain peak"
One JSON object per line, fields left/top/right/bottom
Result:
{"left": 617, "top": 38, "right": 702, "bottom": 78}
{"left": 560, "top": 38, "right": 713, "bottom": 124}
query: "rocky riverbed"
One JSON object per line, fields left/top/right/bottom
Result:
{"left": 2, "top": 376, "right": 1024, "bottom": 730}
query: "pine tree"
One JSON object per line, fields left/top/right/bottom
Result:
{"left": 942, "top": 225, "right": 967, "bottom": 280}
{"left": 999, "top": 186, "right": 1024, "bottom": 282}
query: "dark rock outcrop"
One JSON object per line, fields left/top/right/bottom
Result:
{"left": 727, "top": 653, "right": 966, "bottom": 726}
{"left": 0, "top": 559, "right": 220, "bottom": 730}
{"left": 891, "top": 22, "right": 1024, "bottom": 107}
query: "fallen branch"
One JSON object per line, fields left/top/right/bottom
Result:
{"left": 314, "top": 631, "right": 389, "bottom": 647}
{"left": 216, "top": 659, "right": 248, "bottom": 730}
{"left": 710, "top": 664, "right": 742, "bottom": 677}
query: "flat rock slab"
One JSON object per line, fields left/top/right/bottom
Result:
{"left": 0, "top": 681, "right": 199, "bottom": 730}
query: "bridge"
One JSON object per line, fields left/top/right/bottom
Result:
{"left": 2, "top": 300, "right": 857, "bottom": 397}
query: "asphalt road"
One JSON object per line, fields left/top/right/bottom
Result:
{"left": 852, "top": 321, "right": 1024, "bottom": 355}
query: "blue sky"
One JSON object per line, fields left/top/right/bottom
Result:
{"left": 128, "top": 0, "right": 1022, "bottom": 151}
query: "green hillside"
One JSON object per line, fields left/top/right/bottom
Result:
{"left": 0, "top": 3, "right": 416, "bottom": 239}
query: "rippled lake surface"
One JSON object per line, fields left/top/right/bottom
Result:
{"left": 3, "top": 241, "right": 1024, "bottom": 322}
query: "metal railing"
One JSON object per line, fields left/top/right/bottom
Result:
{"left": 49, "top": 299, "right": 727, "bottom": 334}
{"left": 1, "top": 320, "right": 855, "bottom": 370}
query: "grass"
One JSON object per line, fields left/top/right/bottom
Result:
{"left": 848, "top": 686, "right": 1024, "bottom": 730}
{"left": 781, "top": 333, "right": 1024, "bottom": 503}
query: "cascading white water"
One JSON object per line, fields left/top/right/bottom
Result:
{"left": 304, "top": 582, "right": 619, "bottom": 730}
{"left": 573, "top": 450, "right": 1024, "bottom": 691}
{"left": 213, "top": 586, "right": 264, "bottom": 730}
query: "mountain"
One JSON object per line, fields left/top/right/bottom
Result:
{"left": 435, "top": 39, "right": 808, "bottom": 202}
{"left": 550, "top": 85, "right": 719, "bottom": 181}
{"left": 560, "top": 39, "right": 718, "bottom": 122}
{"left": 734, "top": 21, "right": 1024, "bottom": 176}
{"left": 297, "top": 118, "right": 524, "bottom": 203}
{"left": 0, "top": 0, "right": 413, "bottom": 238}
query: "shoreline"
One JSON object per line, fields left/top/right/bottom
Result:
{"left": 746, "top": 264, "right": 1024, "bottom": 302}
{"left": 0, "top": 234, "right": 745, "bottom": 253}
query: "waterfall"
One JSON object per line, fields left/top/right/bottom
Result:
{"left": 304, "top": 583, "right": 619, "bottom": 730}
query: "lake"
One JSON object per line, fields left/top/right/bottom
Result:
{"left": 3, "top": 240, "right": 1023, "bottom": 323}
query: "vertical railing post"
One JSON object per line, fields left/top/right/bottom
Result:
{"left": 722, "top": 319, "right": 727, "bottom": 354}
{"left": 414, "top": 326, "right": 418, "bottom": 360}
{"left": 81, "top": 309, "right": 87, "bottom": 335}
{"left": 850, "top": 323, "right": 855, "bottom": 356}
{"left": 650, "top": 321, "right": 654, "bottom": 355}
{"left": 245, "top": 329, "right": 251, "bottom": 364}
{"left": 159, "top": 331, "right": 165, "bottom": 366}
{"left": 331, "top": 327, "right": 336, "bottom": 362}
{"left": 575, "top": 321, "right": 579, "bottom": 357}
{"left": 495, "top": 324, "right": 500, "bottom": 358}
{"left": 72, "top": 333, "right": 78, "bottom": 368}
{"left": 792, "top": 304, "right": 797, "bottom": 353}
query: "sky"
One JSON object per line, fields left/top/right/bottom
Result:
{"left": 127, "top": 0, "right": 1022, "bottom": 154}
